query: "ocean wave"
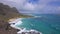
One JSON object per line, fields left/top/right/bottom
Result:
{"left": 8, "top": 18, "right": 42, "bottom": 34}
{"left": 17, "top": 28, "right": 42, "bottom": 34}
{"left": 8, "top": 18, "right": 23, "bottom": 30}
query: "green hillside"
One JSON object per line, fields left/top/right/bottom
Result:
{"left": 0, "top": 3, "right": 33, "bottom": 34}
{"left": 0, "top": 3, "right": 33, "bottom": 22}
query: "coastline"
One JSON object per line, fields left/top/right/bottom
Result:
{"left": 0, "top": 3, "right": 34, "bottom": 34}
{"left": 8, "top": 18, "right": 23, "bottom": 30}
{"left": 8, "top": 18, "right": 27, "bottom": 34}
{"left": 8, "top": 18, "right": 42, "bottom": 34}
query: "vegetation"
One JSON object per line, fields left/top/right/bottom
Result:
{"left": 0, "top": 3, "right": 33, "bottom": 22}
{"left": 0, "top": 3, "right": 33, "bottom": 34}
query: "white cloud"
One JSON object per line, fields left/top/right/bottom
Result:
{"left": 0, "top": 0, "right": 60, "bottom": 14}
{"left": 23, "top": 3, "right": 35, "bottom": 10}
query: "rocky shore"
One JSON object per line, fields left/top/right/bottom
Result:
{"left": 0, "top": 20, "right": 18, "bottom": 34}
{"left": 0, "top": 3, "right": 33, "bottom": 34}
{"left": 8, "top": 18, "right": 42, "bottom": 34}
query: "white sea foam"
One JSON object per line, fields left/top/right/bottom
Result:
{"left": 17, "top": 28, "right": 27, "bottom": 33}
{"left": 15, "top": 20, "right": 23, "bottom": 25}
{"left": 8, "top": 18, "right": 23, "bottom": 30}
{"left": 17, "top": 29, "right": 42, "bottom": 34}
{"left": 8, "top": 18, "right": 42, "bottom": 34}
{"left": 10, "top": 24, "right": 22, "bottom": 30}
{"left": 9, "top": 18, "right": 22, "bottom": 24}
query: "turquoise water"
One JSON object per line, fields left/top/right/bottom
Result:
{"left": 16, "top": 14, "right": 60, "bottom": 34}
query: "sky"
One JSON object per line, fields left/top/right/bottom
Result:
{"left": 0, "top": 0, "right": 60, "bottom": 14}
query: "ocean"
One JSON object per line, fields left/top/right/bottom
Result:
{"left": 15, "top": 14, "right": 60, "bottom": 34}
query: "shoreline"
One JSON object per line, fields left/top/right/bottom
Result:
{"left": 8, "top": 18, "right": 23, "bottom": 30}
{"left": 8, "top": 18, "right": 42, "bottom": 34}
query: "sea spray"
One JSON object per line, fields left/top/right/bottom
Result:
{"left": 8, "top": 14, "right": 60, "bottom": 34}
{"left": 8, "top": 18, "right": 23, "bottom": 30}
{"left": 8, "top": 18, "right": 42, "bottom": 34}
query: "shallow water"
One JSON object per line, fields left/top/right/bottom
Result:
{"left": 16, "top": 14, "right": 60, "bottom": 34}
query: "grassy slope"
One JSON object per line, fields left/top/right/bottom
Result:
{"left": 0, "top": 3, "right": 33, "bottom": 34}
{"left": 0, "top": 3, "right": 33, "bottom": 22}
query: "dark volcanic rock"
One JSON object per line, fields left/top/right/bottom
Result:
{"left": 0, "top": 3, "right": 19, "bottom": 34}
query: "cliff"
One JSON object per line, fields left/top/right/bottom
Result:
{"left": 0, "top": 3, "right": 32, "bottom": 34}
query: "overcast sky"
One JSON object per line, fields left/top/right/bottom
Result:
{"left": 0, "top": 0, "right": 60, "bottom": 14}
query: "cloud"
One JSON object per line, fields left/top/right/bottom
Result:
{"left": 0, "top": 0, "right": 60, "bottom": 14}
{"left": 23, "top": 3, "right": 35, "bottom": 10}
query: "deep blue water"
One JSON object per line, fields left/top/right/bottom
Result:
{"left": 16, "top": 14, "right": 60, "bottom": 34}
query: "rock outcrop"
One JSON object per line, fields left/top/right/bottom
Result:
{"left": 0, "top": 3, "right": 33, "bottom": 34}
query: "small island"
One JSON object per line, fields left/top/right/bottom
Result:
{"left": 0, "top": 3, "right": 33, "bottom": 34}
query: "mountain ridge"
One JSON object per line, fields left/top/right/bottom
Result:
{"left": 0, "top": 3, "right": 33, "bottom": 34}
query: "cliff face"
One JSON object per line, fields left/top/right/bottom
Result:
{"left": 0, "top": 3, "right": 33, "bottom": 34}
{"left": 0, "top": 3, "right": 21, "bottom": 34}
{"left": 0, "top": 3, "right": 22, "bottom": 20}
{"left": 0, "top": 3, "right": 33, "bottom": 21}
